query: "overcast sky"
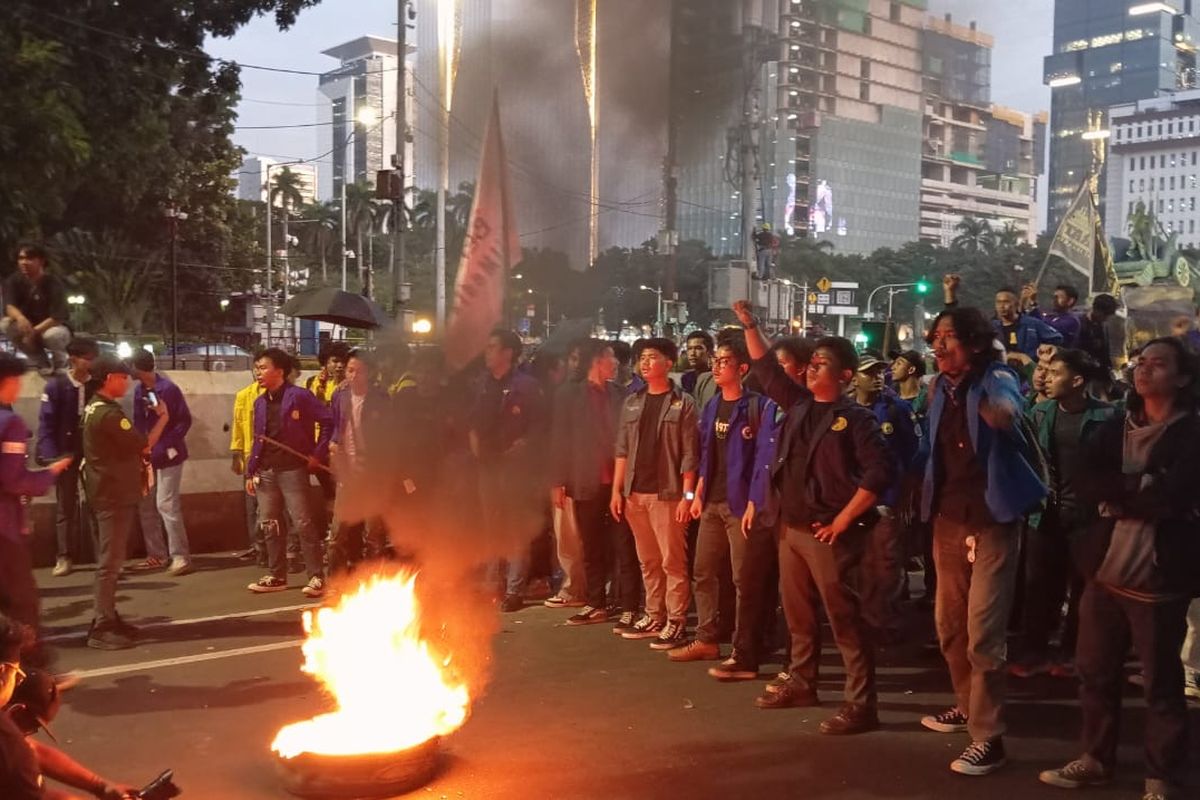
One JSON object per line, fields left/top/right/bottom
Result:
{"left": 209, "top": 0, "right": 1054, "bottom": 168}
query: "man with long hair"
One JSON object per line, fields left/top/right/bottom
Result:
{"left": 918, "top": 303, "right": 1047, "bottom": 775}
{"left": 1041, "top": 337, "right": 1200, "bottom": 800}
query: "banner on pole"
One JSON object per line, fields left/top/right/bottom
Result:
{"left": 445, "top": 93, "right": 521, "bottom": 370}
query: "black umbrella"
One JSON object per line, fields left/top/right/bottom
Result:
{"left": 279, "top": 287, "right": 391, "bottom": 329}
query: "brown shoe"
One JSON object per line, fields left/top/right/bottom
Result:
{"left": 667, "top": 639, "right": 721, "bottom": 662}
{"left": 819, "top": 704, "right": 879, "bottom": 735}
{"left": 755, "top": 682, "right": 819, "bottom": 709}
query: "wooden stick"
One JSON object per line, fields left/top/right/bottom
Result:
{"left": 256, "top": 435, "right": 334, "bottom": 474}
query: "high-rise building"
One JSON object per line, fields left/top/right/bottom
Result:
{"left": 918, "top": 15, "right": 1042, "bottom": 247}
{"left": 1043, "top": 0, "right": 1200, "bottom": 232}
{"left": 779, "top": 0, "right": 928, "bottom": 255}
{"left": 237, "top": 157, "right": 319, "bottom": 206}
{"left": 1104, "top": 88, "right": 1200, "bottom": 250}
{"left": 316, "top": 36, "right": 403, "bottom": 202}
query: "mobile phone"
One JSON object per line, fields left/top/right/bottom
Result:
{"left": 146, "top": 390, "right": 159, "bottom": 409}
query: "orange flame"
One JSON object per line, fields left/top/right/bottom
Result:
{"left": 272, "top": 571, "right": 470, "bottom": 759}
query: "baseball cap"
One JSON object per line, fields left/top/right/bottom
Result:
{"left": 7, "top": 669, "right": 60, "bottom": 741}
{"left": 91, "top": 355, "right": 132, "bottom": 383}
{"left": 856, "top": 352, "right": 886, "bottom": 373}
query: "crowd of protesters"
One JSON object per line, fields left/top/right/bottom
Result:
{"left": 0, "top": 237, "right": 1198, "bottom": 799}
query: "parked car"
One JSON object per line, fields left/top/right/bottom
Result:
{"left": 163, "top": 343, "right": 253, "bottom": 372}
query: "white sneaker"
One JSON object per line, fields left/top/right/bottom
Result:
{"left": 51, "top": 558, "right": 72, "bottom": 577}
{"left": 302, "top": 576, "right": 326, "bottom": 598}
{"left": 166, "top": 557, "right": 193, "bottom": 577}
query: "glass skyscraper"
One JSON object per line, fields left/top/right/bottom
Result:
{"left": 1043, "top": 0, "right": 1200, "bottom": 231}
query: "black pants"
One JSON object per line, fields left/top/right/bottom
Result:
{"left": 778, "top": 522, "right": 876, "bottom": 708}
{"left": 1077, "top": 582, "right": 1190, "bottom": 793}
{"left": 731, "top": 524, "right": 779, "bottom": 667}
{"left": 0, "top": 536, "right": 51, "bottom": 668}
{"left": 1021, "top": 524, "right": 1084, "bottom": 659}
{"left": 574, "top": 492, "right": 613, "bottom": 610}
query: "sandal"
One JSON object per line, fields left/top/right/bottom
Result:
{"left": 131, "top": 558, "right": 166, "bottom": 571}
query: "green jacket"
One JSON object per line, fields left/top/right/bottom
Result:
{"left": 82, "top": 395, "right": 147, "bottom": 509}
{"left": 1026, "top": 397, "right": 1116, "bottom": 531}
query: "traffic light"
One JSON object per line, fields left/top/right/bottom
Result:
{"left": 915, "top": 277, "right": 930, "bottom": 295}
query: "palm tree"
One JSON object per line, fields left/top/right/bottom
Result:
{"left": 344, "top": 181, "right": 377, "bottom": 296}
{"left": 952, "top": 216, "right": 994, "bottom": 254}
{"left": 447, "top": 181, "right": 475, "bottom": 230}
{"left": 992, "top": 221, "right": 1023, "bottom": 252}
{"left": 297, "top": 201, "right": 339, "bottom": 283}
{"left": 270, "top": 167, "right": 306, "bottom": 289}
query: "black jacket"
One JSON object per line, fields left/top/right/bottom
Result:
{"left": 552, "top": 379, "right": 625, "bottom": 501}
{"left": 1076, "top": 411, "right": 1200, "bottom": 597}
{"left": 752, "top": 355, "right": 893, "bottom": 526}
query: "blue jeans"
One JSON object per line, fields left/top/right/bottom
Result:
{"left": 139, "top": 463, "right": 190, "bottom": 561}
{"left": 256, "top": 468, "right": 323, "bottom": 581}
{"left": 479, "top": 466, "right": 530, "bottom": 598}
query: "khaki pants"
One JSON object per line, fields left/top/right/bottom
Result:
{"left": 624, "top": 492, "right": 688, "bottom": 624}
{"left": 553, "top": 497, "right": 586, "bottom": 602}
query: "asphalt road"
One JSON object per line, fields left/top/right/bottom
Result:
{"left": 36, "top": 557, "right": 1200, "bottom": 799}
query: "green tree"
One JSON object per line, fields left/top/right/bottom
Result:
{"left": 952, "top": 216, "right": 995, "bottom": 255}
{"left": 52, "top": 229, "right": 161, "bottom": 334}
{"left": 297, "top": 201, "right": 339, "bottom": 284}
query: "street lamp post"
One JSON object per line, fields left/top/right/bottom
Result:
{"left": 165, "top": 206, "right": 187, "bottom": 369}
{"left": 639, "top": 284, "right": 663, "bottom": 336}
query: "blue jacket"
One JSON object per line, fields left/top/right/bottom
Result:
{"left": 0, "top": 408, "right": 58, "bottom": 542}
{"left": 697, "top": 391, "right": 781, "bottom": 518}
{"left": 36, "top": 373, "right": 89, "bottom": 463}
{"left": 866, "top": 389, "right": 920, "bottom": 507}
{"left": 246, "top": 382, "right": 334, "bottom": 476}
{"left": 993, "top": 314, "right": 1063, "bottom": 359}
{"left": 133, "top": 374, "right": 192, "bottom": 469}
{"left": 919, "top": 362, "right": 1048, "bottom": 524}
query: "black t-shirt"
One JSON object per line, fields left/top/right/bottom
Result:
{"left": 631, "top": 391, "right": 669, "bottom": 494}
{"left": 0, "top": 715, "right": 43, "bottom": 799}
{"left": 3, "top": 271, "right": 66, "bottom": 327}
{"left": 932, "top": 380, "right": 994, "bottom": 526}
{"left": 1051, "top": 407, "right": 1087, "bottom": 526}
{"left": 708, "top": 398, "right": 735, "bottom": 505}
{"left": 259, "top": 388, "right": 304, "bottom": 472}
{"left": 999, "top": 322, "right": 1019, "bottom": 351}
{"left": 780, "top": 400, "right": 835, "bottom": 525}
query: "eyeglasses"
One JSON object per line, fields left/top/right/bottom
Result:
{"left": 712, "top": 356, "right": 738, "bottom": 368}
{"left": 1, "top": 662, "right": 26, "bottom": 687}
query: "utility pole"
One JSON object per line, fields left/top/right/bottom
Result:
{"left": 661, "top": 0, "right": 680, "bottom": 302}
{"left": 739, "top": 21, "right": 760, "bottom": 266}
{"left": 264, "top": 166, "right": 273, "bottom": 350}
{"left": 393, "top": 0, "right": 409, "bottom": 324}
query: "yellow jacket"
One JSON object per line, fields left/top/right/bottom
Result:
{"left": 231, "top": 381, "right": 264, "bottom": 457}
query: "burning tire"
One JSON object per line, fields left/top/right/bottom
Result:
{"left": 275, "top": 737, "right": 441, "bottom": 798}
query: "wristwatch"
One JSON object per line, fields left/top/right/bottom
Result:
{"left": 684, "top": 491, "right": 696, "bottom": 501}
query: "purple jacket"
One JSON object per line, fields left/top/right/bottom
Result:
{"left": 0, "top": 409, "right": 57, "bottom": 542}
{"left": 133, "top": 374, "right": 191, "bottom": 469}
{"left": 246, "top": 382, "right": 333, "bottom": 476}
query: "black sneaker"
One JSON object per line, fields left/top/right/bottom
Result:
{"left": 248, "top": 575, "right": 287, "bottom": 593}
{"left": 86, "top": 624, "right": 134, "bottom": 651}
{"left": 648, "top": 620, "right": 687, "bottom": 650}
{"left": 113, "top": 613, "right": 140, "bottom": 640}
{"left": 1038, "top": 758, "right": 1112, "bottom": 789}
{"left": 950, "top": 738, "right": 1006, "bottom": 776}
{"left": 708, "top": 653, "right": 758, "bottom": 681}
{"left": 621, "top": 615, "right": 664, "bottom": 640}
{"left": 566, "top": 606, "right": 608, "bottom": 626}
{"left": 611, "top": 611, "right": 637, "bottom": 635}
{"left": 301, "top": 576, "right": 326, "bottom": 598}
{"left": 921, "top": 706, "right": 968, "bottom": 733}
{"left": 500, "top": 594, "right": 524, "bottom": 612}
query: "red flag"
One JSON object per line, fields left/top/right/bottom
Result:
{"left": 445, "top": 93, "right": 521, "bottom": 370}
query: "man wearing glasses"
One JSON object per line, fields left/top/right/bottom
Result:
{"left": 36, "top": 338, "right": 100, "bottom": 578}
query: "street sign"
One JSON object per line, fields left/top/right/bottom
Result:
{"left": 807, "top": 292, "right": 818, "bottom": 304}
{"left": 808, "top": 280, "right": 859, "bottom": 316}
{"left": 816, "top": 277, "right": 832, "bottom": 293}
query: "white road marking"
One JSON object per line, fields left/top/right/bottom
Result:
{"left": 44, "top": 602, "right": 316, "bottom": 643}
{"left": 72, "top": 641, "right": 302, "bottom": 679}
